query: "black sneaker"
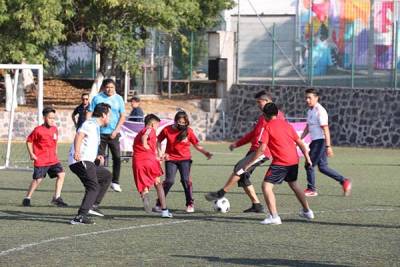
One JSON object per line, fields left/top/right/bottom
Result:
{"left": 243, "top": 203, "right": 265, "bottom": 213}
{"left": 204, "top": 189, "right": 225, "bottom": 201}
{"left": 51, "top": 197, "right": 68, "bottom": 207}
{"left": 88, "top": 207, "right": 104, "bottom": 217}
{"left": 70, "top": 214, "right": 95, "bottom": 225}
{"left": 22, "top": 198, "right": 31, "bottom": 207}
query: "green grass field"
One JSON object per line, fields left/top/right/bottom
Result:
{"left": 0, "top": 144, "right": 399, "bottom": 266}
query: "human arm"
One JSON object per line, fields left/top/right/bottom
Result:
{"left": 110, "top": 113, "right": 126, "bottom": 139}
{"left": 71, "top": 108, "right": 78, "bottom": 128}
{"left": 300, "top": 124, "right": 309, "bottom": 139}
{"left": 232, "top": 117, "right": 263, "bottom": 150}
{"left": 295, "top": 138, "right": 312, "bottom": 167}
{"left": 193, "top": 144, "right": 213, "bottom": 160}
{"left": 321, "top": 125, "right": 333, "bottom": 157}
{"left": 26, "top": 142, "right": 37, "bottom": 161}
{"left": 73, "top": 131, "right": 86, "bottom": 161}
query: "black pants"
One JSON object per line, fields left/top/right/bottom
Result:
{"left": 98, "top": 133, "right": 121, "bottom": 184}
{"left": 70, "top": 161, "right": 112, "bottom": 215}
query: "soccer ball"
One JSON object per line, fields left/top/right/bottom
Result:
{"left": 213, "top": 197, "right": 230, "bottom": 213}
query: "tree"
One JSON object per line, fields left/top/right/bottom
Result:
{"left": 65, "top": 0, "right": 234, "bottom": 75}
{"left": 0, "top": 0, "right": 73, "bottom": 64}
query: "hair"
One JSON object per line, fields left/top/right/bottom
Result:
{"left": 81, "top": 93, "right": 89, "bottom": 98}
{"left": 92, "top": 103, "right": 111, "bottom": 118}
{"left": 263, "top": 102, "right": 278, "bottom": 119}
{"left": 174, "top": 110, "right": 190, "bottom": 142}
{"left": 101, "top": 78, "right": 116, "bottom": 88}
{"left": 254, "top": 90, "right": 273, "bottom": 102}
{"left": 305, "top": 88, "right": 319, "bottom": 96}
{"left": 42, "top": 107, "right": 56, "bottom": 117}
{"left": 131, "top": 96, "right": 141, "bottom": 102}
{"left": 144, "top": 114, "right": 160, "bottom": 126}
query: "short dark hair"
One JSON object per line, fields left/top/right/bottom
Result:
{"left": 254, "top": 90, "right": 272, "bottom": 101}
{"left": 305, "top": 88, "right": 319, "bottom": 96}
{"left": 101, "top": 78, "right": 116, "bottom": 88}
{"left": 144, "top": 114, "right": 160, "bottom": 126}
{"left": 42, "top": 107, "right": 56, "bottom": 117}
{"left": 263, "top": 102, "right": 278, "bottom": 118}
{"left": 92, "top": 103, "right": 111, "bottom": 118}
{"left": 131, "top": 96, "right": 141, "bottom": 102}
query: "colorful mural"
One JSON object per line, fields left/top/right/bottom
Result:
{"left": 299, "top": 0, "right": 400, "bottom": 75}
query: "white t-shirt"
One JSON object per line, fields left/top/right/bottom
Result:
{"left": 307, "top": 102, "right": 329, "bottom": 141}
{"left": 68, "top": 119, "right": 100, "bottom": 165}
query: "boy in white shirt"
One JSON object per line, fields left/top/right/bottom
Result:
{"left": 301, "top": 89, "right": 351, "bottom": 197}
{"left": 69, "top": 103, "right": 112, "bottom": 225}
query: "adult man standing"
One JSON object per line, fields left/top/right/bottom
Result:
{"left": 87, "top": 79, "right": 126, "bottom": 192}
{"left": 301, "top": 88, "right": 351, "bottom": 197}
{"left": 72, "top": 93, "right": 90, "bottom": 130}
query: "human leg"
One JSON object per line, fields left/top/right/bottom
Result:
{"left": 108, "top": 135, "right": 121, "bottom": 184}
{"left": 305, "top": 139, "right": 325, "bottom": 193}
{"left": 177, "top": 160, "right": 194, "bottom": 206}
{"left": 94, "top": 166, "right": 112, "bottom": 206}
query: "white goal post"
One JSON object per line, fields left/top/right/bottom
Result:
{"left": 0, "top": 64, "right": 43, "bottom": 170}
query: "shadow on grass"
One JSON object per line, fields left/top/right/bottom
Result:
{"left": 285, "top": 219, "right": 400, "bottom": 229}
{"left": 0, "top": 210, "right": 71, "bottom": 224}
{"left": 0, "top": 187, "right": 83, "bottom": 193}
{"left": 171, "top": 255, "right": 350, "bottom": 267}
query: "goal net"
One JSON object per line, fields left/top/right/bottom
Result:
{"left": 0, "top": 64, "right": 44, "bottom": 170}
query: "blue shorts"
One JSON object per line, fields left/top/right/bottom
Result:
{"left": 264, "top": 164, "right": 298, "bottom": 184}
{"left": 33, "top": 163, "right": 64, "bottom": 179}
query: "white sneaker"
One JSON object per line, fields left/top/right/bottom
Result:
{"left": 111, "top": 183, "right": 122, "bottom": 192}
{"left": 260, "top": 215, "right": 282, "bottom": 225}
{"left": 161, "top": 209, "right": 173, "bottom": 218}
{"left": 185, "top": 204, "right": 195, "bottom": 213}
{"left": 88, "top": 209, "right": 104, "bottom": 217}
{"left": 299, "top": 208, "right": 314, "bottom": 219}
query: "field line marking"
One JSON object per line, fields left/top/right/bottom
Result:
{"left": 0, "top": 220, "right": 190, "bottom": 257}
{"left": 0, "top": 207, "right": 398, "bottom": 257}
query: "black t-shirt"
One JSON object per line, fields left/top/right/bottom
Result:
{"left": 72, "top": 104, "right": 89, "bottom": 129}
{"left": 128, "top": 107, "right": 144, "bottom": 122}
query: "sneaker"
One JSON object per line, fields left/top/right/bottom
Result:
{"left": 152, "top": 205, "right": 162, "bottom": 213}
{"left": 186, "top": 204, "right": 195, "bottom": 213}
{"left": 70, "top": 214, "right": 95, "bottom": 225}
{"left": 260, "top": 215, "right": 282, "bottom": 225}
{"left": 299, "top": 208, "right": 315, "bottom": 220}
{"left": 342, "top": 179, "right": 352, "bottom": 196}
{"left": 51, "top": 197, "right": 68, "bottom": 207}
{"left": 161, "top": 209, "right": 173, "bottom": 218}
{"left": 142, "top": 193, "right": 151, "bottom": 213}
{"left": 304, "top": 189, "right": 318, "bottom": 197}
{"left": 243, "top": 203, "right": 265, "bottom": 213}
{"left": 111, "top": 183, "right": 122, "bottom": 192}
{"left": 88, "top": 208, "right": 104, "bottom": 217}
{"left": 22, "top": 198, "right": 31, "bottom": 207}
{"left": 205, "top": 191, "right": 223, "bottom": 201}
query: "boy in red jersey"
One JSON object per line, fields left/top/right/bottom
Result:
{"left": 132, "top": 114, "right": 172, "bottom": 218}
{"left": 154, "top": 111, "right": 212, "bottom": 213}
{"left": 205, "top": 91, "right": 284, "bottom": 213}
{"left": 22, "top": 107, "right": 68, "bottom": 207}
{"left": 245, "top": 103, "right": 314, "bottom": 225}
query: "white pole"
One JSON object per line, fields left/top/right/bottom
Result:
{"left": 38, "top": 65, "right": 43, "bottom": 125}
{"left": 168, "top": 41, "right": 172, "bottom": 99}
{"left": 124, "top": 69, "right": 129, "bottom": 103}
{"left": 5, "top": 70, "right": 19, "bottom": 168}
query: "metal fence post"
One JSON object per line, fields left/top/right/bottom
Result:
{"left": 394, "top": 21, "right": 399, "bottom": 89}
{"left": 189, "top": 31, "right": 194, "bottom": 81}
{"left": 308, "top": 1, "right": 314, "bottom": 86}
{"left": 271, "top": 23, "right": 276, "bottom": 87}
{"left": 351, "top": 22, "right": 356, "bottom": 89}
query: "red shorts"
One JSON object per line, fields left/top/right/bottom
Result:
{"left": 132, "top": 158, "right": 163, "bottom": 193}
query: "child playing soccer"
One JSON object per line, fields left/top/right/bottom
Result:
{"left": 132, "top": 114, "right": 172, "bottom": 218}
{"left": 69, "top": 103, "right": 112, "bottom": 225}
{"left": 244, "top": 103, "right": 314, "bottom": 225}
{"left": 155, "top": 110, "right": 212, "bottom": 213}
{"left": 22, "top": 107, "right": 68, "bottom": 207}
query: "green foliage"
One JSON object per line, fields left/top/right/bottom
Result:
{"left": 0, "top": 0, "right": 73, "bottom": 64}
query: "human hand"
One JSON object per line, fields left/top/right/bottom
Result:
{"left": 326, "top": 147, "right": 334, "bottom": 157}
{"left": 110, "top": 131, "right": 119, "bottom": 139}
{"left": 205, "top": 151, "right": 213, "bottom": 160}
{"left": 74, "top": 151, "right": 81, "bottom": 161}
{"left": 29, "top": 153, "right": 37, "bottom": 161}
{"left": 229, "top": 143, "right": 236, "bottom": 151}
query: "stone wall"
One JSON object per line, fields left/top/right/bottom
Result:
{"left": 223, "top": 85, "right": 400, "bottom": 148}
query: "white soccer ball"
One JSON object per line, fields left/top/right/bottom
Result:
{"left": 213, "top": 197, "right": 230, "bottom": 213}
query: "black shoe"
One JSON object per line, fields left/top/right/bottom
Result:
{"left": 51, "top": 197, "right": 68, "bottom": 207}
{"left": 22, "top": 198, "right": 31, "bottom": 207}
{"left": 70, "top": 214, "right": 95, "bottom": 225}
{"left": 204, "top": 189, "right": 225, "bottom": 201}
{"left": 88, "top": 207, "right": 104, "bottom": 217}
{"left": 243, "top": 203, "right": 265, "bottom": 213}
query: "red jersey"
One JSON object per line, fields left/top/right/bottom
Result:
{"left": 158, "top": 125, "right": 199, "bottom": 161}
{"left": 133, "top": 127, "right": 157, "bottom": 160}
{"left": 260, "top": 118, "right": 299, "bottom": 166}
{"left": 234, "top": 111, "right": 285, "bottom": 158}
{"left": 26, "top": 125, "right": 59, "bottom": 167}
